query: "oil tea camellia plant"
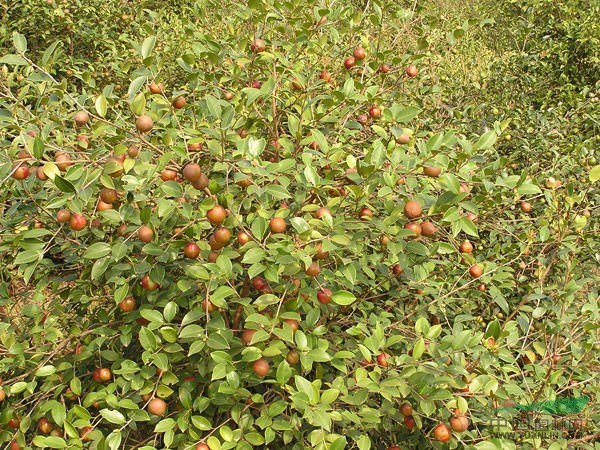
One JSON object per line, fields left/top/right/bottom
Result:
{"left": 0, "top": 1, "right": 598, "bottom": 450}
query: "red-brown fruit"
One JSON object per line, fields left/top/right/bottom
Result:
{"left": 460, "top": 240, "right": 473, "bottom": 253}
{"left": 118, "top": 296, "right": 136, "bottom": 312}
{"left": 36, "top": 166, "right": 48, "bottom": 180}
{"left": 172, "top": 96, "right": 186, "bottom": 109}
{"left": 135, "top": 115, "right": 154, "bottom": 132}
{"left": 377, "top": 352, "right": 391, "bottom": 367}
{"left": 149, "top": 81, "right": 164, "bottom": 94}
{"left": 305, "top": 261, "right": 320, "bottom": 277}
{"left": 392, "top": 263, "right": 404, "bottom": 276}
{"left": 403, "top": 200, "right": 422, "bottom": 219}
{"left": 404, "top": 222, "right": 422, "bottom": 237}
{"left": 469, "top": 264, "right": 483, "bottom": 278}
{"left": 405, "top": 65, "right": 418, "bottom": 78}
{"left": 269, "top": 217, "right": 287, "bottom": 233}
{"left": 252, "top": 277, "right": 268, "bottom": 291}
{"left": 183, "top": 242, "right": 200, "bottom": 259}
{"left": 404, "top": 415, "right": 416, "bottom": 430}
{"left": 241, "top": 329, "right": 256, "bottom": 345}
{"left": 147, "top": 398, "right": 167, "bottom": 416}
{"left": 201, "top": 299, "right": 217, "bottom": 312}
{"left": 183, "top": 163, "right": 202, "bottom": 182}
{"left": 11, "top": 162, "right": 30, "bottom": 180}
{"left": 57, "top": 209, "right": 71, "bottom": 223}
{"left": 317, "top": 288, "right": 332, "bottom": 304}
{"left": 138, "top": 225, "right": 154, "bottom": 242}
{"left": 420, "top": 221, "right": 437, "bottom": 237}
{"left": 433, "top": 423, "right": 452, "bottom": 442}
{"left": 283, "top": 319, "right": 299, "bottom": 333}
{"left": 38, "top": 418, "right": 53, "bottom": 434}
{"left": 357, "top": 114, "right": 369, "bottom": 125}
{"left": 252, "top": 358, "right": 270, "bottom": 377}
{"left": 314, "top": 207, "right": 332, "bottom": 219}
{"left": 250, "top": 38, "right": 266, "bottom": 53}
{"left": 224, "top": 91, "right": 234, "bottom": 101}
{"left": 353, "top": 46, "right": 365, "bottom": 60}
{"left": 319, "top": 71, "right": 332, "bottom": 82}
{"left": 74, "top": 110, "right": 90, "bottom": 126}
{"left": 286, "top": 349, "right": 300, "bottom": 365}
{"left": 207, "top": 205, "right": 226, "bottom": 225}
{"left": 99, "top": 188, "right": 118, "bottom": 204}
{"left": 214, "top": 227, "right": 231, "bottom": 245}
{"left": 344, "top": 57, "right": 356, "bottom": 69}
{"left": 400, "top": 402, "right": 413, "bottom": 417}
{"left": 379, "top": 63, "right": 391, "bottom": 73}
{"left": 521, "top": 201, "right": 532, "bottom": 213}
{"left": 160, "top": 169, "right": 177, "bottom": 181}
{"left": 196, "top": 444, "right": 209, "bottom": 450}
{"left": 141, "top": 274, "right": 159, "bottom": 291}
{"left": 192, "top": 173, "right": 209, "bottom": 190}
{"left": 97, "top": 200, "right": 112, "bottom": 211}
{"left": 237, "top": 230, "right": 251, "bottom": 245}
{"left": 359, "top": 207, "right": 373, "bottom": 219}
{"left": 368, "top": 106, "right": 381, "bottom": 118}
{"left": 69, "top": 213, "right": 86, "bottom": 231}
{"left": 423, "top": 166, "right": 442, "bottom": 177}
{"left": 396, "top": 133, "right": 410, "bottom": 144}
{"left": 449, "top": 414, "right": 469, "bottom": 432}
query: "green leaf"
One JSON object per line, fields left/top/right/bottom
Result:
{"left": 141, "top": 36, "right": 156, "bottom": 58}
{"left": 332, "top": 290, "right": 356, "bottom": 306}
{"left": 13, "top": 31, "right": 27, "bottom": 52}
{"left": 356, "top": 435, "right": 371, "bottom": 450}
{"left": 14, "top": 250, "right": 41, "bottom": 265}
{"left": 95, "top": 95, "right": 108, "bottom": 118}
{"left": 304, "top": 165, "right": 319, "bottom": 186}
{"left": 474, "top": 130, "right": 497, "bottom": 150}
{"left": 53, "top": 176, "right": 76, "bottom": 193}
{"left": 32, "top": 436, "right": 67, "bottom": 449}
{"left": 33, "top": 137, "right": 45, "bottom": 158}
{"left": 34, "top": 365, "right": 56, "bottom": 377}
{"left": 128, "top": 75, "right": 147, "bottom": 99}
{"left": 100, "top": 408, "right": 126, "bottom": 425}
{"left": 590, "top": 165, "right": 600, "bottom": 183}
{"left": 395, "top": 106, "right": 421, "bottom": 123}
{"left": 130, "top": 92, "right": 146, "bottom": 116}
{"left": 0, "top": 54, "right": 28, "bottom": 65}
{"left": 83, "top": 243, "right": 111, "bottom": 259}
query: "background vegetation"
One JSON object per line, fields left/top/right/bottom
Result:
{"left": 0, "top": 0, "right": 598, "bottom": 449}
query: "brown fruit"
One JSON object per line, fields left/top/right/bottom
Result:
{"left": 400, "top": 402, "right": 413, "bottom": 417}
{"left": 344, "top": 57, "right": 356, "bottom": 69}
{"left": 449, "top": 414, "right": 469, "bottom": 432}
{"left": 396, "top": 133, "right": 410, "bottom": 144}
{"left": 380, "top": 235, "right": 391, "bottom": 247}
{"left": 99, "top": 188, "right": 118, "bottom": 204}
{"left": 520, "top": 201, "right": 532, "bottom": 213}
{"left": 460, "top": 240, "right": 473, "bottom": 253}
{"left": 127, "top": 145, "right": 140, "bottom": 158}
{"left": 241, "top": 329, "right": 256, "bottom": 345}
{"left": 353, "top": 47, "right": 365, "bottom": 60}
{"left": 250, "top": 38, "right": 266, "bottom": 53}
{"left": 55, "top": 152, "right": 73, "bottom": 172}
{"left": 36, "top": 166, "right": 48, "bottom": 180}
{"left": 74, "top": 111, "right": 90, "bottom": 126}
{"left": 57, "top": 209, "right": 71, "bottom": 223}
{"left": 214, "top": 227, "right": 231, "bottom": 244}
{"left": 183, "top": 242, "right": 200, "bottom": 259}
{"left": 314, "top": 207, "right": 332, "bottom": 219}
{"left": 237, "top": 230, "right": 251, "bottom": 245}
{"left": 469, "top": 264, "right": 483, "bottom": 278}
{"left": 97, "top": 200, "right": 112, "bottom": 211}
{"left": 465, "top": 212, "right": 478, "bottom": 222}
{"left": 208, "top": 235, "right": 225, "bottom": 251}
{"left": 118, "top": 297, "right": 136, "bottom": 312}
{"left": 317, "top": 288, "right": 332, "bottom": 304}
{"left": 252, "top": 358, "right": 270, "bottom": 377}
{"left": 0, "top": 388, "right": 5, "bottom": 401}
{"left": 93, "top": 367, "right": 111, "bottom": 382}
{"left": 305, "top": 261, "right": 320, "bottom": 277}
{"left": 69, "top": 213, "right": 86, "bottom": 231}
{"left": 423, "top": 166, "right": 442, "bottom": 177}
{"left": 377, "top": 352, "right": 391, "bottom": 367}
{"left": 11, "top": 162, "right": 29, "bottom": 180}
{"left": 356, "top": 114, "right": 369, "bottom": 125}
{"left": 392, "top": 263, "right": 404, "bottom": 276}
{"left": 403, "top": 200, "right": 422, "bottom": 219}
{"left": 196, "top": 444, "right": 210, "bottom": 450}
{"left": 183, "top": 163, "right": 202, "bottom": 182}
{"left": 283, "top": 319, "right": 299, "bottom": 333}
{"left": 207, "top": 205, "right": 226, "bottom": 225}
{"left": 368, "top": 106, "right": 381, "bottom": 118}
{"left": 252, "top": 277, "right": 268, "bottom": 291}
{"left": 201, "top": 299, "right": 217, "bottom": 312}
{"left": 269, "top": 217, "right": 287, "bottom": 233}
{"left": 250, "top": 80, "right": 262, "bottom": 89}
{"left": 224, "top": 91, "right": 234, "bottom": 101}
{"left": 141, "top": 274, "right": 159, "bottom": 291}
{"left": 404, "top": 415, "right": 416, "bottom": 430}
{"left": 319, "top": 71, "right": 332, "bottom": 82}
{"left": 79, "top": 426, "right": 94, "bottom": 442}
{"left": 138, "top": 225, "right": 154, "bottom": 242}
{"left": 188, "top": 142, "right": 203, "bottom": 152}
{"left": 149, "top": 81, "right": 164, "bottom": 94}
{"left": 135, "top": 115, "right": 154, "bottom": 132}
{"left": 404, "top": 222, "right": 422, "bottom": 237}
{"left": 405, "top": 65, "right": 418, "bottom": 78}
{"left": 192, "top": 173, "right": 209, "bottom": 190}
{"left": 433, "top": 423, "right": 452, "bottom": 442}
{"left": 387, "top": 447, "right": 400, "bottom": 450}
{"left": 379, "top": 63, "right": 391, "bottom": 73}
{"left": 38, "top": 417, "right": 53, "bottom": 434}
{"left": 286, "top": 349, "right": 300, "bottom": 365}
{"left": 207, "top": 251, "right": 219, "bottom": 263}
{"left": 359, "top": 207, "right": 373, "bottom": 219}
{"left": 477, "top": 283, "right": 486, "bottom": 292}
{"left": 147, "top": 398, "right": 167, "bottom": 416}
{"left": 420, "top": 221, "right": 437, "bottom": 237}
{"left": 160, "top": 169, "right": 177, "bottom": 181}
{"left": 172, "top": 96, "right": 186, "bottom": 109}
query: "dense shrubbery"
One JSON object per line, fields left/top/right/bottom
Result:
{"left": 0, "top": 1, "right": 598, "bottom": 449}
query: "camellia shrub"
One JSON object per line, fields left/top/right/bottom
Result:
{"left": 0, "top": 1, "right": 598, "bottom": 449}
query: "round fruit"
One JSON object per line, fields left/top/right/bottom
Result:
{"left": 305, "top": 261, "right": 320, "bottom": 277}
{"left": 404, "top": 222, "right": 422, "bottom": 237}
{"left": 379, "top": 63, "right": 391, "bottom": 73}
{"left": 93, "top": 367, "right": 111, "bottom": 382}
{"left": 360, "top": 207, "right": 373, "bottom": 219}
{"left": 147, "top": 398, "right": 167, "bottom": 416}
{"left": 141, "top": 274, "right": 159, "bottom": 291}
{"left": 449, "top": 414, "right": 469, "bottom": 432}
{"left": 99, "top": 188, "right": 118, "bottom": 204}
{"left": 420, "top": 221, "right": 437, "bottom": 237}
{"left": 369, "top": 106, "right": 381, "bottom": 118}
{"left": 202, "top": 299, "right": 217, "bottom": 312}
{"left": 138, "top": 225, "right": 154, "bottom": 242}
{"left": 269, "top": 217, "right": 287, "bottom": 233}
{"left": 387, "top": 447, "right": 400, "bottom": 450}
{"left": 343, "top": 57, "right": 356, "bottom": 69}
{"left": 74, "top": 110, "right": 90, "bottom": 126}
{"left": 478, "top": 283, "right": 486, "bottom": 292}
{"left": 160, "top": 169, "right": 177, "bottom": 181}
{"left": 317, "top": 288, "right": 332, "bottom": 304}
{"left": 69, "top": 213, "right": 87, "bottom": 231}
{"left": 380, "top": 235, "right": 390, "bottom": 246}
{"left": 392, "top": 264, "right": 404, "bottom": 276}
{"left": 403, "top": 200, "right": 422, "bottom": 219}
{"left": 433, "top": 423, "right": 452, "bottom": 442}
{"left": 55, "top": 152, "right": 72, "bottom": 172}
{"left": 252, "top": 358, "right": 270, "bottom": 377}
{"left": 38, "top": 417, "right": 53, "bottom": 434}
{"left": 118, "top": 296, "right": 136, "bottom": 312}
{"left": 57, "top": 209, "right": 71, "bottom": 223}
{"left": 224, "top": 91, "right": 234, "bottom": 101}
{"left": 207, "top": 205, "right": 226, "bottom": 225}
{"left": 0, "top": 388, "right": 5, "bottom": 401}
{"left": 208, "top": 235, "right": 225, "bottom": 251}
{"left": 469, "top": 264, "right": 483, "bottom": 278}
{"left": 405, "top": 65, "right": 418, "bottom": 78}
{"left": 286, "top": 349, "right": 300, "bottom": 364}
{"left": 283, "top": 319, "right": 299, "bottom": 333}
{"left": 252, "top": 277, "right": 268, "bottom": 291}
{"left": 97, "top": 200, "right": 112, "bottom": 211}
{"left": 36, "top": 166, "right": 48, "bottom": 180}
{"left": 250, "top": 38, "right": 266, "bottom": 52}
{"left": 207, "top": 251, "right": 219, "bottom": 263}
{"left": 188, "top": 142, "right": 202, "bottom": 152}
{"left": 314, "top": 207, "right": 332, "bottom": 219}
{"left": 466, "top": 212, "right": 478, "bottom": 222}
{"left": 192, "top": 173, "right": 209, "bottom": 190}
{"left": 183, "top": 242, "right": 200, "bottom": 259}
{"left": 460, "top": 240, "right": 473, "bottom": 253}
{"left": 183, "top": 163, "right": 202, "bottom": 182}
{"left": 353, "top": 46, "right": 365, "bottom": 60}
{"left": 396, "top": 133, "right": 410, "bottom": 144}
{"left": 357, "top": 114, "right": 369, "bottom": 125}
{"left": 400, "top": 402, "right": 413, "bottom": 417}
{"left": 10, "top": 441, "right": 21, "bottom": 450}
{"left": 423, "top": 166, "right": 442, "bottom": 177}
{"left": 149, "top": 81, "right": 164, "bottom": 94}
{"left": 404, "top": 415, "right": 416, "bottom": 430}
{"left": 214, "top": 227, "right": 231, "bottom": 244}
{"left": 521, "top": 201, "right": 532, "bottom": 213}
{"left": 237, "top": 230, "right": 251, "bottom": 245}
{"left": 196, "top": 444, "right": 209, "bottom": 450}
{"left": 377, "top": 352, "right": 390, "bottom": 367}
{"left": 136, "top": 115, "right": 154, "bottom": 132}
{"left": 172, "top": 96, "right": 186, "bottom": 109}
{"left": 241, "top": 329, "right": 256, "bottom": 345}
{"left": 251, "top": 80, "right": 262, "bottom": 89}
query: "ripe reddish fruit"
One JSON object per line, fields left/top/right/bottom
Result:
{"left": 184, "top": 242, "right": 200, "bottom": 259}
{"left": 449, "top": 414, "right": 469, "bottom": 432}
{"left": 74, "top": 110, "right": 90, "bottom": 126}
{"left": 118, "top": 296, "right": 136, "bottom": 312}
{"left": 12, "top": 162, "right": 29, "bottom": 180}
{"left": 10, "top": 440, "right": 21, "bottom": 450}
{"left": 188, "top": 142, "right": 202, "bottom": 152}
{"left": 36, "top": 166, "right": 48, "bottom": 180}
{"left": 317, "top": 288, "right": 332, "bottom": 304}
{"left": 192, "top": 173, "right": 209, "bottom": 190}
{"left": 377, "top": 352, "right": 391, "bottom": 367}
{"left": 469, "top": 264, "right": 483, "bottom": 278}
{"left": 478, "top": 283, "right": 486, "bottom": 292}
{"left": 57, "top": 209, "right": 71, "bottom": 223}
{"left": 208, "top": 235, "right": 225, "bottom": 251}
{"left": 252, "top": 277, "right": 268, "bottom": 291}
{"left": 160, "top": 169, "right": 177, "bottom": 181}
{"left": 136, "top": 115, "right": 154, "bottom": 132}
{"left": 400, "top": 402, "right": 413, "bottom": 416}
{"left": 138, "top": 225, "right": 154, "bottom": 242}
{"left": 305, "top": 261, "right": 320, "bottom": 277}
{"left": 196, "top": 444, "right": 209, "bottom": 450}
{"left": 172, "top": 96, "right": 186, "bottom": 109}
{"left": 183, "top": 163, "right": 202, "bottom": 182}
{"left": 8, "top": 417, "right": 20, "bottom": 429}
{"left": 99, "top": 188, "right": 118, "bottom": 204}
{"left": 315, "top": 242, "right": 329, "bottom": 260}
{"left": 359, "top": 207, "right": 373, "bottom": 219}
{"left": 76, "top": 134, "right": 90, "bottom": 149}
{"left": 405, "top": 65, "right": 418, "bottom": 78}
{"left": 224, "top": 91, "right": 234, "bottom": 101}
{"left": 353, "top": 46, "right": 365, "bottom": 60}
{"left": 149, "top": 81, "right": 164, "bottom": 94}
{"left": 466, "top": 212, "right": 478, "bottom": 222}
{"left": 314, "top": 207, "right": 332, "bottom": 219}
{"left": 0, "top": 388, "right": 5, "bottom": 401}
{"left": 250, "top": 38, "right": 266, "bottom": 52}
{"left": 460, "top": 240, "right": 473, "bottom": 253}
{"left": 147, "top": 398, "right": 167, "bottom": 416}
{"left": 141, "top": 274, "right": 159, "bottom": 291}
{"left": 423, "top": 166, "right": 442, "bottom": 177}
{"left": 396, "top": 133, "right": 410, "bottom": 144}
{"left": 319, "top": 71, "right": 332, "bottom": 82}
{"left": 403, "top": 200, "right": 422, "bottom": 219}
{"left": 344, "top": 57, "right": 356, "bottom": 69}
{"left": 404, "top": 415, "right": 416, "bottom": 430}
{"left": 97, "top": 200, "right": 112, "bottom": 211}
{"left": 405, "top": 222, "right": 422, "bottom": 237}
{"left": 433, "top": 423, "right": 452, "bottom": 442}
{"left": 521, "top": 201, "right": 532, "bottom": 213}
{"left": 201, "top": 299, "right": 217, "bottom": 312}
{"left": 237, "top": 230, "right": 251, "bottom": 245}
{"left": 252, "top": 358, "right": 270, "bottom": 377}
{"left": 368, "top": 106, "right": 381, "bottom": 118}
{"left": 286, "top": 349, "right": 300, "bottom": 364}
{"left": 250, "top": 80, "right": 262, "bottom": 89}
{"left": 379, "top": 63, "right": 391, "bottom": 73}
{"left": 207, "top": 205, "right": 226, "bottom": 225}
{"left": 241, "top": 329, "right": 256, "bottom": 345}
{"left": 269, "top": 217, "right": 287, "bottom": 233}
{"left": 392, "top": 263, "right": 404, "bottom": 276}
{"left": 38, "top": 417, "right": 53, "bottom": 434}
{"left": 214, "top": 227, "right": 231, "bottom": 244}
{"left": 207, "top": 251, "right": 219, "bottom": 263}
{"left": 283, "top": 319, "right": 299, "bottom": 332}
{"left": 79, "top": 426, "right": 94, "bottom": 442}
{"left": 236, "top": 177, "right": 251, "bottom": 187}
{"left": 356, "top": 114, "right": 369, "bottom": 125}
{"left": 420, "top": 221, "right": 437, "bottom": 237}
{"left": 69, "top": 213, "right": 86, "bottom": 231}
{"left": 93, "top": 367, "right": 111, "bottom": 383}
